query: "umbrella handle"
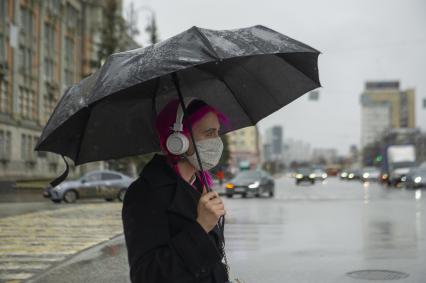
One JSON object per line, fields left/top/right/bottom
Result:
{"left": 49, "top": 155, "right": 69, "bottom": 188}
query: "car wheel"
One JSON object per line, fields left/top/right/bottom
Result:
{"left": 311, "top": 180, "right": 314, "bottom": 184}
{"left": 269, "top": 190, "right": 274, "bottom": 197}
{"left": 255, "top": 189, "right": 260, "bottom": 198}
{"left": 63, "top": 190, "right": 78, "bottom": 203}
{"left": 118, "top": 189, "right": 126, "bottom": 202}
{"left": 105, "top": 198, "right": 115, "bottom": 202}
{"left": 226, "top": 194, "right": 233, "bottom": 198}
{"left": 242, "top": 193, "right": 247, "bottom": 198}
{"left": 51, "top": 199, "right": 61, "bottom": 204}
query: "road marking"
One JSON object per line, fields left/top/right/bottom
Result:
{"left": 0, "top": 203, "right": 123, "bottom": 282}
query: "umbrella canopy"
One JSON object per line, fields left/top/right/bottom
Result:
{"left": 35, "top": 25, "right": 321, "bottom": 166}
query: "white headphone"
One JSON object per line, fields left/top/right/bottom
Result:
{"left": 166, "top": 97, "right": 197, "bottom": 155}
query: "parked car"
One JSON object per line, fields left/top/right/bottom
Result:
{"left": 312, "top": 169, "right": 327, "bottom": 181}
{"left": 44, "top": 170, "right": 135, "bottom": 203}
{"left": 405, "top": 167, "right": 426, "bottom": 189}
{"left": 225, "top": 169, "right": 275, "bottom": 198}
{"left": 295, "top": 167, "right": 315, "bottom": 185}
{"left": 360, "top": 167, "right": 381, "bottom": 182}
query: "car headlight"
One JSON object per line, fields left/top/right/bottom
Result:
{"left": 401, "top": 176, "right": 407, "bottom": 182}
{"left": 226, "top": 183, "right": 234, "bottom": 189}
{"left": 322, "top": 173, "right": 327, "bottom": 178}
{"left": 296, "top": 174, "right": 303, "bottom": 179}
{"left": 248, "top": 181, "right": 260, "bottom": 189}
{"left": 414, "top": 177, "right": 422, "bottom": 183}
{"left": 309, "top": 174, "right": 315, "bottom": 178}
{"left": 341, "top": 172, "right": 348, "bottom": 177}
{"left": 363, "top": 173, "right": 369, "bottom": 178}
{"left": 348, "top": 173, "right": 354, "bottom": 178}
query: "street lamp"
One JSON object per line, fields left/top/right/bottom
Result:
{"left": 127, "top": 3, "right": 158, "bottom": 45}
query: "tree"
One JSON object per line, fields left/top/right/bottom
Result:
{"left": 145, "top": 14, "right": 159, "bottom": 44}
{"left": 97, "top": 0, "right": 127, "bottom": 67}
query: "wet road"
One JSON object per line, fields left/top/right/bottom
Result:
{"left": 2, "top": 176, "right": 426, "bottom": 282}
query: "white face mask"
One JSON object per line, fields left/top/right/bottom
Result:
{"left": 184, "top": 137, "right": 223, "bottom": 171}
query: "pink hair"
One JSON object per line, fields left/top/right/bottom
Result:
{"left": 155, "top": 98, "right": 230, "bottom": 189}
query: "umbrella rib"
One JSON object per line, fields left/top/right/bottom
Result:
{"left": 192, "top": 27, "right": 220, "bottom": 59}
{"left": 74, "top": 106, "right": 93, "bottom": 165}
{"left": 217, "top": 76, "right": 256, "bottom": 125}
{"left": 234, "top": 59, "right": 282, "bottom": 108}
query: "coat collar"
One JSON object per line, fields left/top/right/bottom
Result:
{"left": 140, "top": 153, "right": 201, "bottom": 221}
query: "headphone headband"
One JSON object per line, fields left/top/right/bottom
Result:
{"left": 172, "top": 97, "right": 197, "bottom": 132}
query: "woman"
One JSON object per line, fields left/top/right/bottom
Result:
{"left": 122, "top": 97, "right": 230, "bottom": 283}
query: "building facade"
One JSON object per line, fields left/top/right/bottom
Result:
{"left": 360, "top": 81, "right": 416, "bottom": 148}
{"left": 0, "top": 0, "right": 138, "bottom": 180}
{"left": 263, "top": 125, "right": 283, "bottom": 162}
{"left": 282, "top": 138, "right": 311, "bottom": 165}
{"left": 227, "top": 126, "right": 260, "bottom": 171}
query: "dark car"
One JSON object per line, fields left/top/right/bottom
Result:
{"left": 347, "top": 168, "right": 361, "bottom": 181}
{"left": 360, "top": 167, "right": 381, "bottom": 182}
{"left": 312, "top": 168, "right": 328, "bottom": 181}
{"left": 405, "top": 167, "right": 426, "bottom": 189}
{"left": 295, "top": 167, "right": 315, "bottom": 185}
{"left": 340, "top": 169, "right": 349, "bottom": 180}
{"left": 44, "top": 170, "right": 135, "bottom": 203}
{"left": 225, "top": 169, "right": 275, "bottom": 198}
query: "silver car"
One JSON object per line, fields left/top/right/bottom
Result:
{"left": 44, "top": 170, "right": 135, "bottom": 203}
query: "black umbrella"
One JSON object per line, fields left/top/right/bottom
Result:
{"left": 35, "top": 25, "right": 321, "bottom": 282}
{"left": 35, "top": 25, "right": 321, "bottom": 186}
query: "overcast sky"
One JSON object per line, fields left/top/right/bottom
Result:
{"left": 124, "top": 0, "right": 426, "bottom": 155}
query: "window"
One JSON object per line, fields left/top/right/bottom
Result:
{"left": 18, "top": 87, "right": 36, "bottom": 119}
{"left": 20, "top": 6, "right": 34, "bottom": 42}
{"left": 44, "top": 23, "right": 55, "bottom": 81}
{"left": 21, "top": 134, "right": 27, "bottom": 159}
{"left": 18, "top": 45, "right": 33, "bottom": 75}
{"left": 47, "top": 0, "right": 61, "bottom": 14}
{"left": 0, "top": 33, "right": 5, "bottom": 62}
{"left": 102, "top": 173, "right": 122, "bottom": 180}
{"left": 21, "top": 133, "right": 36, "bottom": 161}
{"left": 64, "top": 37, "right": 74, "bottom": 86}
{"left": 84, "top": 173, "right": 102, "bottom": 182}
{"left": 0, "top": 1, "right": 6, "bottom": 24}
{"left": 0, "top": 130, "right": 11, "bottom": 160}
{"left": 66, "top": 4, "right": 78, "bottom": 29}
{"left": 43, "top": 93, "right": 56, "bottom": 122}
{"left": 0, "top": 79, "right": 8, "bottom": 113}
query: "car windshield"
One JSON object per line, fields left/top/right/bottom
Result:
{"left": 413, "top": 169, "right": 426, "bottom": 177}
{"left": 297, "top": 168, "right": 312, "bottom": 174}
{"left": 233, "top": 170, "right": 261, "bottom": 181}
{"left": 363, "top": 167, "right": 379, "bottom": 172}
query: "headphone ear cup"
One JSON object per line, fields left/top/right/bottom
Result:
{"left": 166, "top": 132, "right": 189, "bottom": 155}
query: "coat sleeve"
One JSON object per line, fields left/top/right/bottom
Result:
{"left": 122, "top": 178, "right": 222, "bottom": 283}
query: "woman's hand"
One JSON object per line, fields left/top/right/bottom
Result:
{"left": 196, "top": 190, "right": 226, "bottom": 233}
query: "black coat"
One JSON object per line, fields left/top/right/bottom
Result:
{"left": 122, "top": 153, "right": 228, "bottom": 283}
